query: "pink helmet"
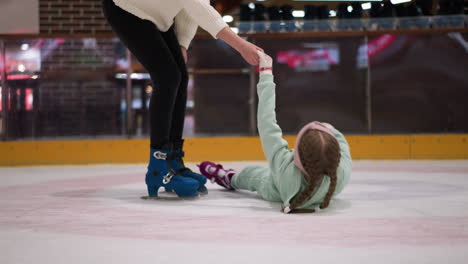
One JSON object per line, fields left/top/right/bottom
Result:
{"left": 293, "top": 121, "right": 337, "bottom": 176}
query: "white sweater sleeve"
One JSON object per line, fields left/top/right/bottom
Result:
{"left": 177, "top": 0, "right": 228, "bottom": 38}
{"left": 174, "top": 9, "right": 198, "bottom": 49}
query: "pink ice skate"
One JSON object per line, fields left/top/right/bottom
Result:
{"left": 198, "top": 161, "right": 236, "bottom": 190}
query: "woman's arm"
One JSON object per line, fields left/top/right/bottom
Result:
{"left": 178, "top": 0, "right": 262, "bottom": 65}
{"left": 177, "top": 0, "right": 227, "bottom": 39}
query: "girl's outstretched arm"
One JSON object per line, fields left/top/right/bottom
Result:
{"left": 256, "top": 51, "right": 292, "bottom": 173}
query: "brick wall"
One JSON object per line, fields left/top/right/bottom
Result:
{"left": 41, "top": 38, "right": 116, "bottom": 71}
{"left": 34, "top": 38, "right": 122, "bottom": 137}
{"left": 37, "top": 80, "right": 121, "bottom": 137}
{"left": 39, "top": 0, "right": 112, "bottom": 35}
{"left": 0, "top": 1, "right": 135, "bottom": 139}
{"left": 33, "top": 0, "right": 124, "bottom": 138}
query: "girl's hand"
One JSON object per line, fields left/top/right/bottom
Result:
{"left": 181, "top": 46, "right": 188, "bottom": 64}
{"left": 257, "top": 50, "right": 272, "bottom": 69}
{"left": 238, "top": 41, "right": 263, "bottom": 66}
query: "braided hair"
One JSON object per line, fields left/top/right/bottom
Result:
{"left": 287, "top": 129, "right": 341, "bottom": 213}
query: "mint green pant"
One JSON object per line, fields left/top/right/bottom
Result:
{"left": 231, "top": 165, "right": 282, "bottom": 203}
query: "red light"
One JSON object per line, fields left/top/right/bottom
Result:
{"left": 25, "top": 88, "right": 33, "bottom": 111}
{"left": 7, "top": 74, "right": 31, "bottom": 80}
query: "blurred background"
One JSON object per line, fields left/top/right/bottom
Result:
{"left": 0, "top": 0, "right": 467, "bottom": 143}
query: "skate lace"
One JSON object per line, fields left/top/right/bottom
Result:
{"left": 206, "top": 164, "right": 232, "bottom": 187}
{"left": 220, "top": 171, "right": 234, "bottom": 188}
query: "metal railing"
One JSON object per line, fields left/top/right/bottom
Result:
{"left": 237, "top": 15, "right": 468, "bottom": 33}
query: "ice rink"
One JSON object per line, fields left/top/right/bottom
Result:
{"left": 1, "top": 160, "right": 468, "bottom": 264}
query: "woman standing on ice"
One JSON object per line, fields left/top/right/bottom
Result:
{"left": 102, "top": 0, "right": 263, "bottom": 198}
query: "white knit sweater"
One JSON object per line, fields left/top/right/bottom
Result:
{"left": 112, "top": 0, "right": 228, "bottom": 49}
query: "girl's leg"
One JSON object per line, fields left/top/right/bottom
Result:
{"left": 231, "top": 166, "right": 271, "bottom": 191}
{"left": 199, "top": 161, "right": 282, "bottom": 202}
{"left": 102, "top": 0, "right": 181, "bottom": 148}
{"left": 231, "top": 166, "right": 282, "bottom": 202}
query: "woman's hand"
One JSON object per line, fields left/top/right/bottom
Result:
{"left": 238, "top": 41, "right": 263, "bottom": 66}
{"left": 181, "top": 46, "right": 188, "bottom": 64}
{"left": 215, "top": 27, "right": 263, "bottom": 66}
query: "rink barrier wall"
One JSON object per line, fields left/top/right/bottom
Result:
{"left": 1, "top": 134, "right": 467, "bottom": 166}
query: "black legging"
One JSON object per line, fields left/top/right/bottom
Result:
{"left": 102, "top": 0, "right": 188, "bottom": 149}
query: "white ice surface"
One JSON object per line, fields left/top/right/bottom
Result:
{"left": 1, "top": 161, "right": 468, "bottom": 264}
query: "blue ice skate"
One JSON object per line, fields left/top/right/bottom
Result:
{"left": 164, "top": 140, "right": 208, "bottom": 194}
{"left": 145, "top": 146, "right": 200, "bottom": 199}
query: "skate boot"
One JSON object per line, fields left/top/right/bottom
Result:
{"left": 198, "top": 161, "right": 236, "bottom": 190}
{"left": 144, "top": 144, "right": 200, "bottom": 199}
{"left": 164, "top": 140, "right": 208, "bottom": 194}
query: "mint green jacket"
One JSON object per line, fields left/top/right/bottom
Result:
{"left": 232, "top": 73, "right": 352, "bottom": 210}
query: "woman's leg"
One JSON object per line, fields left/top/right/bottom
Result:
{"left": 102, "top": 0, "right": 200, "bottom": 197}
{"left": 157, "top": 29, "right": 208, "bottom": 193}
{"left": 160, "top": 29, "right": 188, "bottom": 142}
{"left": 102, "top": 0, "right": 181, "bottom": 149}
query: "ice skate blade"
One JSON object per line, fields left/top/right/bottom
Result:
{"left": 198, "top": 186, "right": 208, "bottom": 195}
{"left": 166, "top": 187, "right": 208, "bottom": 195}
{"left": 141, "top": 194, "right": 200, "bottom": 201}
